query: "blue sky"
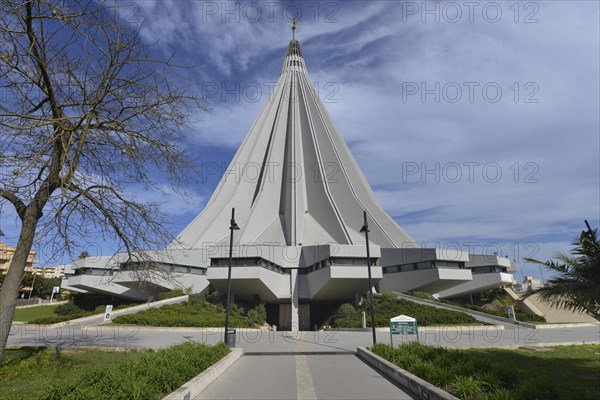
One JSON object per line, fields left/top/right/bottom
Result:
{"left": 1, "top": 1, "right": 599, "bottom": 282}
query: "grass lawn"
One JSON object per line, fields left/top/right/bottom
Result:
{"left": 372, "top": 343, "right": 600, "bottom": 399}
{"left": 1, "top": 343, "right": 229, "bottom": 400}
{"left": 476, "top": 345, "right": 600, "bottom": 398}
{"left": 12, "top": 305, "right": 60, "bottom": 322}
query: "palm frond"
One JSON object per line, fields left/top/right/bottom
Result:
{"left": 523, "top": 222, "right": 600, "bottom": 320}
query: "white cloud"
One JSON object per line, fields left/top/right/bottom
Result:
{"left": 317, "top": 1, "right": 600, "bottom": 249}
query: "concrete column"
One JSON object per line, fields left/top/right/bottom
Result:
{"left": 290, "top": 269, "right": 299, "bottom": 331}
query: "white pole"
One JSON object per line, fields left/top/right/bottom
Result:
{"left": 362, "top": 311, "right": 366, "bottom": 329}
{"left": 28, "top": 273, "right": 36, "bottom": 299}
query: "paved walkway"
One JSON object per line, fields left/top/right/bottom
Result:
{"left": 194, "top": 332, "right": 416, "bottom": 399}
{"left": 7, "top": 323, "right": 600, "bottom": 350}
{"left": 195, "top": 353, "right": 416, "bottom": 400}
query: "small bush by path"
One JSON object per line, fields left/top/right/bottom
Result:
{"left": 372, "top": 342, "right": 600, "bottom": 400}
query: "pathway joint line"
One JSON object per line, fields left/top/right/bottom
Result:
{"left": 295, "top": 354, "right": 317, "bottom": 400}
{"left": 294, "top": 332, "right": 317, "bottom": 400}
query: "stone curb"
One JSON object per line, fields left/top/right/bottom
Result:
{"left": 107, "top": 326, "right": 270, "bottom": 332}
{"left": 162, "top": 348, "right": 243, "bottom": 400}
{"left": 440, "top": 341, "right": 600, "bottom": 349}
{"left": 16, "top": 300, "right": 68, "bottom": 309}
{"left": 534, "top": 322, "right": 600, "bottom": 329}
{"left": 5, "top": 344, "right": 154, "bottom": 352}
{"left": 333, "top": 324, "right": 497, "bottom": 333}
{"left": 356, "top": 347, "right": 459, "bottom": 400}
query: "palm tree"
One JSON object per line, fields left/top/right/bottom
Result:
{"left": 524, "top": 220, "right": 600, "bottom": 320}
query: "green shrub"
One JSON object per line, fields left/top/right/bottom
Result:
{"left": 336, "top": 303, "right": 359, "bottom": 319}
{"left": 476, "top": 371, "right": 501, "bottom": 389}
{"left": 332, "top": 318, "right": 361, "bottom": 328}
{"left": 450, "top": 375, "right": 485, "bottom": 400}
{"left": 54, "top": 303, "right": 84, "bottom": 316}
{"left": 246, "top": 304, "right": 266, "bottom": 325}
{"left": 158, "top": 289, "right": 185, "bottom": 300}
{"left": 188, "top": 293, "right": 206, "bottom": 303}
{"left": 30, "top": 315, "right": 75, "bottom": 324}
{"left": 426, "top": 367, "right": 454, "bottom": 387}
{"left": 407, "top": 291, "right": 435, "bottom": 300}
{"left": 485, "top": 388, "right": 511, "bottom": 400}
{"left": 41, "top": 342, "right": 229, "bottom": 400}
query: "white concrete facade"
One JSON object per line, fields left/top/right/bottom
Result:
{"left": 435, "top": 255, "right": 516, "bottom": 298}
{"left": 65, "top": 34, "right": 514, "bottom": 330}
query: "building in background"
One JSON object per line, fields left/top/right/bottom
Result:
{"left": 0, "top": 241, "right": 38, "bottom": 275}
{"left": 32, "top": 264, "right": 69, "bottom": 279}
{"left": 514, "top": 275, "right": 544, "bottom": 292}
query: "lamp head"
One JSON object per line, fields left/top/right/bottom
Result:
{"left": 360, "top": 210, "right": 369, "bottom": 233}
{"left": 230, "top": 207, "right": 240, "bottom": 230}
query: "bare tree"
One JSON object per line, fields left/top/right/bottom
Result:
{"left": 0, "top": 0, "right": 205, "bottom": 363}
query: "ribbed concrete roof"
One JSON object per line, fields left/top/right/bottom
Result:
{"left": 174, "top": 38, "right": 415, "bottom": 251}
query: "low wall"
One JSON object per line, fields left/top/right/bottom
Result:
{"left": 503, "top": 287, "right": 545, "bottom": 317}
{"left": 16, "top": 300, "right": 68, "bottom": 309}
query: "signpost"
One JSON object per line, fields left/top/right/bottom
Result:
{"left": 103, "top": 305, "right": 113, "bottom": 322}
{"left": 506, "top": 305, "right": 516, "bottom": 321}
{"left": 49, "top": 286, "right": 60, "bottom": 302}
{"left": 390, "top": 314, "right": 419, "bottom": 346}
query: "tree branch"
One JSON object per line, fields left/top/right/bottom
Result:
{"left": 0, "top": 188, "right": 26, "bottom": 220}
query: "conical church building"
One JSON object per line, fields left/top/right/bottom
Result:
{"left": 66, "top": 28, "right": 516, "bottom": 330}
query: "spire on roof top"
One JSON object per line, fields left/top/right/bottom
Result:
{"left": 286, "top": 17, "right": 302, "bottom": 58}
{"left": 175, "top": 22, "right": 415, "bottom": 251}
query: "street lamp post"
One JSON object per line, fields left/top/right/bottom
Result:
{"left": 360, "top": 210, "right": 377, "bottom": 346}
{"left": 224, "top": 207, "right": 240, "bottom": 344}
